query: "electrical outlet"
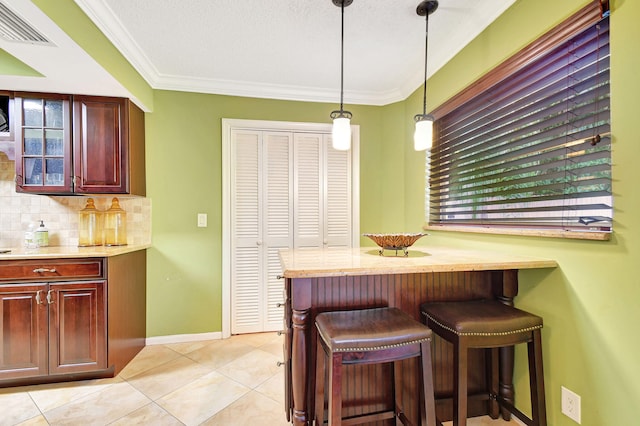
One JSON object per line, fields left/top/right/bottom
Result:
{"left": 561, "top": 386, "right": 581, "bottom": 424}
{"left": 197, "top": 213, "right": 208, "bottom": 227}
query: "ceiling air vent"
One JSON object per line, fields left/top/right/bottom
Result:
{"left": 0, "top": 2, "right": 50, "bottom": 44}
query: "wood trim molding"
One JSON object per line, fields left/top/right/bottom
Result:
{"left": 423, "top": 224, "right": 611, "bottom": 241}
{"left": 431, "top": 0, "right": 603, "bottom": 120}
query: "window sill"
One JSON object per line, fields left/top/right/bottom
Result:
{"left": 423, "top": 225, "right": 611, "bottom": 241}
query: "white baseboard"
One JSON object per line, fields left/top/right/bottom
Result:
{"left": 145, "top": 331, "right": 223, "bottom": 346}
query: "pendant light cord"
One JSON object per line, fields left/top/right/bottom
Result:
{"left": 421, "top": 11, "right": 429, "bottom": 115}
{"left": 340, "top": 1, "right": 345, "bottom": 112}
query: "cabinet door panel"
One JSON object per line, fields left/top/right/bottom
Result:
{"left": 49, "top": 281, "right": 107, "bottom": 374}
{"left": 0, "top": 284, "right": 48, "bottom": 379}
{"left": 73, "top": 96, "right": 128, "bottom": 193}
{"left": 14, "top": 93, "right": 73, "bottom": 193}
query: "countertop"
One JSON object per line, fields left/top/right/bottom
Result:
{"left": 0, "top": 244, "right": 150, "bottom": 260}
{"left": 279, "top": 246, "right": 558, "bottom": 278}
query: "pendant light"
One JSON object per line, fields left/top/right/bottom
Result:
{"left": 330, "top": 0, "right": 353, "bottom": 151}
{"left": 414, "top": 0, "right": 438, "bottom": 151}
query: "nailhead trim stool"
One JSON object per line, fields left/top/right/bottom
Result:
{"left": 420, "top": 299, "right": 547, "bottom": 426}
{"left": 315, "top": 307, "right": 437, "bottom": 426}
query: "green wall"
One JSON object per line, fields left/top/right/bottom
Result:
{"left": 400, "top": 1, "right": 640, "bottom": 425}
{"left": 145, "top": 91, "right": 402, "bottom": 335}
{"left": 0, "top": 49, "right": 41, "bottom": 76}
{"left": 30, "top": 0, "right": 640, "bottom": 424}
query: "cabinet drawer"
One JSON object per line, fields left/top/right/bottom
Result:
{"left": 0, "top": 258, "right": 105, "bottom": 282}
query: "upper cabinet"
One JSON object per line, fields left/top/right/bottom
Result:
{"left": 0, "top": 91, "right": 15, "bottom": 160}
{"left": 13, "top": 92, "right": 145, "bottom": 196}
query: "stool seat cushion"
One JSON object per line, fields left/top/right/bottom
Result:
{"left": 316, "top": 307, "right": 431, "bottom": 352}
{"left": 421, "top": 300, "right": 543, "bottom": 337}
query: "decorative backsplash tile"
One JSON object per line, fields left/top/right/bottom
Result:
{"left": 0, "top": 153, "right": 151, "bottom": 248}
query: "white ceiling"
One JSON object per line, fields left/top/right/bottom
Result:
{"left": 1, "top": 0, "right": 517, "bottom": 108}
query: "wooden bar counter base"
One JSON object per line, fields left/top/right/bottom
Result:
{"left": 279, "top": 246, "right": 557, "bottom": 426}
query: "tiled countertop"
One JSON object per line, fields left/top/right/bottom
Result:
{"left": 279, "top": 246, "right": 558, "bottom": 278}
{"left": 0, "top": 244, "right": 150, "bottom": 260}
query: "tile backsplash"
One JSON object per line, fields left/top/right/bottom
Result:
{"left": 0, "top": 153, "right": 151, "bottom": 248}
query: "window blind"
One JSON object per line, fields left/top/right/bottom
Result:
{"left": 429, "top": 17, "right": 611, "bottom": 233}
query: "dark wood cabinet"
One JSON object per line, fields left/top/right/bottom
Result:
{"left": 0, "top": 283, "right": 48, "bottom": 380}
{"left": 0, "top": 91, "right": 15, "bottom": 159}
{"left": 14, "top": 93, "right": 73, "bottom": 193}
{"left": 14, "top": 93, "right": 145, "bottom": 196}
{"left": 0, "top": 252, "right": 146, "bottom": 387}
{"left": 0, "top": 280, "right": 106, "bottom": 379}
{"left": 73, "top": 96, "right": 145, "bottom": 195}
{"left": 49, "top": 280, "right": 107, "bottom": 375}
{"left": 0, "top": 260, "right": 106, "bottom": 381}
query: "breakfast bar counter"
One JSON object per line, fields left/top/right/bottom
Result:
{"left": 279, "top": 246, "right": 557, "bottom": 425}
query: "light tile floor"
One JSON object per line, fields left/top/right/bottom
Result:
{"left": 0, "top": 332, "right": 516, "bottom": 426}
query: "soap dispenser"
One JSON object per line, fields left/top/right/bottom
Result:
{"left": 104, "top": 197, "right": 127, "bottom": 246}
{"left": 78, "top": 198, "right": 102, "bottom": 246}
{"left": 34, "top": 220, "right": 49, "bottom": 247}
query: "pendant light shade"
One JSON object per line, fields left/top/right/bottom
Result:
{"left": 331, "top": 112, "right": 352, "bottom": 151}
{"left": 330, "top": 0, "right": 353, "bottom": 151}
{"left": 414, "top": 115, "right": 434, "bottom": 151}
{"left": 414, "top": 0, "right": 438, "bottom": 151}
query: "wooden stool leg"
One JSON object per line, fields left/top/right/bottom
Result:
{"left": 328, "top": 352, "right": 343, "bottom": 425}
{"left": 316, "top": 342, "right": 326, "bottom": 426}
{"left": 392, "top": 360, "right": 402, "bottom": 424}
{"left": 420, "top": 341, "right": 436, "bottom": 426}
{"left": 488, "top": 347, "right": 500, "bottom": 419}
{"left": 454, "top": 341, "right": 468, "bottom": 426}
{"left": 528, "top": 330, "right": 547, "bottom": 426}
{"left": 499, "top": 345, "right": 515, "bottom": 420}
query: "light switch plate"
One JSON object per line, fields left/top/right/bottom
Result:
{"left": 197, "top": 213, "right": 208, "bottom": 227}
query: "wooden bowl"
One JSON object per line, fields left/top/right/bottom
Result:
{"left": 362, "top": 233, "right": 428, "bottom": 256}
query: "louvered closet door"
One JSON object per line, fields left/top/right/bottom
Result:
{"left": 293, "top": 133, "right": 352, "bottom": 249}
{"left": 324, "top": 134, "right": 352, "bottom": 247}
{"left": 262, "top": 132, "right": 293, "bottom": 331}
{"left": 293, "top": 133, "right": 323, "bottom": 248}
{"left": 231, "top": 130, "right": 292, "bottom": 334}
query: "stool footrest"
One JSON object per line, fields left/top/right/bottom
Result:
{"left": 496, "top": 395, "right": 534, "bottom": 426}
{"left": 340, "top": 409, "right": 396, "bottom": 426}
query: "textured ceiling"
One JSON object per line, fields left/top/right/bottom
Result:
{"left": 75, "top": 0, "right": 517, "bottom": 106}
{"left": 0, "top": 0, "right": 516, "bottom": 108}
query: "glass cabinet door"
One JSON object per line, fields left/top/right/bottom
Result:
{"left": 15, "top": 94, "right": 72, "bottom": 193}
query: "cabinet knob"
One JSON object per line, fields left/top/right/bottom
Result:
{"left": 256, "top": 240, "right": 263, "bottom": 246}
{"left": 35, "top": 290, "right": 43, "bottom": 305}
{"left": 33, "top": 268, "right": 56, "bottom": 273}
{"left": 276, "top": 303, "right": 284, "bottom": 308}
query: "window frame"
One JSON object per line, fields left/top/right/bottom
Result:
{"left": 424, "top": 0, "right": 611, "bottom": 241}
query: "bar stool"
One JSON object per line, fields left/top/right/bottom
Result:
{"left": 420, "top": 299, "right": 547, "bottom": 426}
{"left": 315, "top": 307, "right": 437, "bottom": 426}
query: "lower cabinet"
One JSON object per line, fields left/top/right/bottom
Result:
{"left": 0, "top": 281, "right": 106, "bottom": 380}
{"left": 0, "top": 252, "right": 145, "bottom": 387}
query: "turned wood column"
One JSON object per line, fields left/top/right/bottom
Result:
{"left": 492, "top": 269, "right": 519, "bottom": 421}
{"left": 291, "top": 278, "right": 312, "bottom": 426}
